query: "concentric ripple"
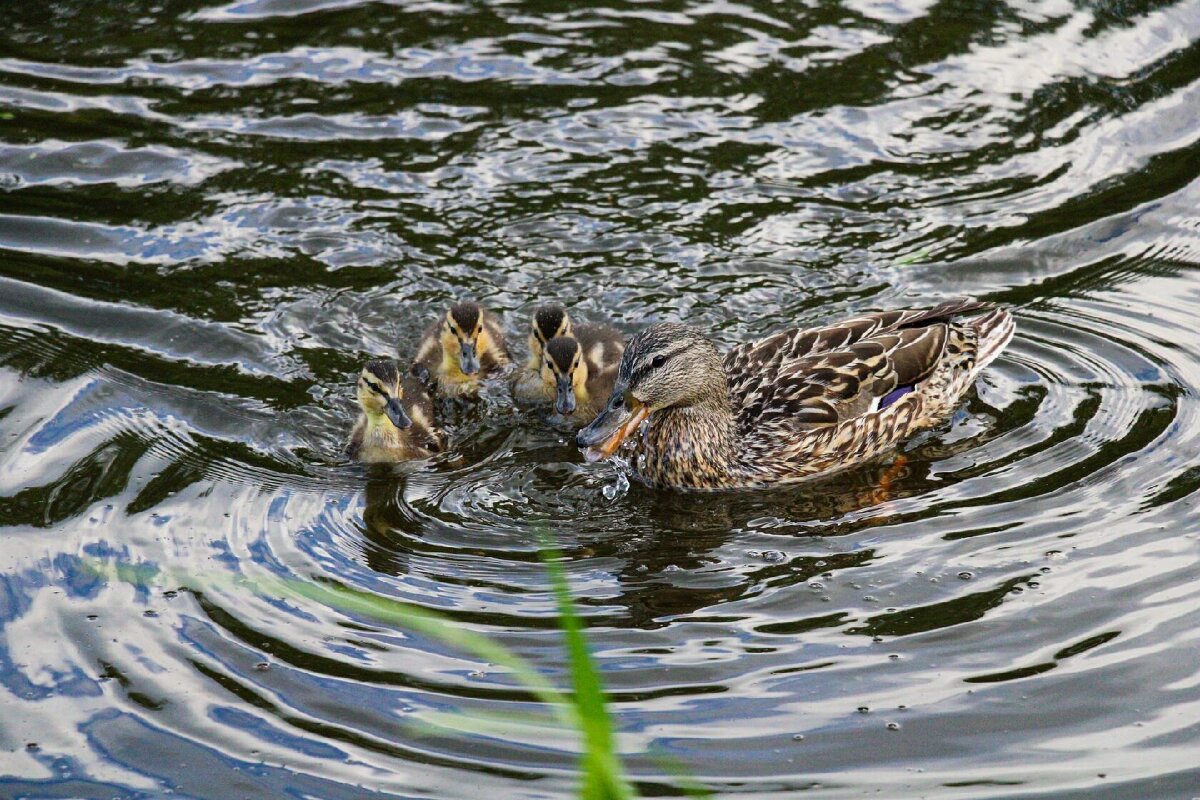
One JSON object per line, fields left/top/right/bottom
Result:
{"left": 3, "top": 1, "right": 1200, "bottom": 798}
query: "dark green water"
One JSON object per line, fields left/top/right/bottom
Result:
{"left": 2, "top": 1, "right": 1200, "bottom": 797}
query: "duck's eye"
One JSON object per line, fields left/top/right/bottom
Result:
{"left": 651, "top": 355, "right": 667, "bottom": 369}
{"left": 612, "top": 395, "right": 625, "bottom": 410}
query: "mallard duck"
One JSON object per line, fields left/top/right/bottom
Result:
{"left": 411, "top": 301, "right": 511, "bottom": 397}
{"left": 512, "top": 304, "right": 573, "bottom": 406}
{"left": 576, "top": 300, "right": 1015, "bottom": 491}
{"left": 347, "top": 358, "right": 444, "bottom": 462}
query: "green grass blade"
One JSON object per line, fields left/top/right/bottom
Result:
{"left": 539, "top": 538, "right": 634, "bottom": 800}
{"left": 83, "top": 558, "right": 574, "bottom": 725}
{"left": 266, "top": 576, "right": 576, "bottom": 724}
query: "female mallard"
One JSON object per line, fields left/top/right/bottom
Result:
{"left": 411, "top": 301, "right": 510, "bottom": 398}
{"left": 511, "top": 305, "right": 625, "bottom": 425}
{"left": 576, "top": 300, "right": 1014, "bottom": 490}
{"left": 347, "top": 359, "right": 444, "bottom": 462}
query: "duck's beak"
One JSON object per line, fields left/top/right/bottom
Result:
{"left": 384, "top": 397, "right": 413, "bottom": 430}
{"left": 555, "top": 376, "right": 576, "bottom": 416}
{"left": 576, "top": 394, "right": 648, "bottom": 462}
{"left": 459, "top": 341, "right": 480, "bottom": 375}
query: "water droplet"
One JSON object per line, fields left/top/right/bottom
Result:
{"left": 857, "top": 706, "right": 869, "bottom": 714}
{"left": 746, "top": 550, "right": 762, "bottom": 559}
{"left": 602, "top": 470, "right": 629, "bottom": 500}
{"left": 864, "top": 596, "right": 878, "bottom": 603}
{"left": 886, "top": 722, "right": 900, "bottom": 731}
{"left": 25, "top": 742, "right": 38, "bottom": 751}
{"left": 958, "top": 571, "right": 974, "bottom": 580}
{"left": 254, "top": 662, "right": 270, "bottom": 671}
{"left": 889, "top": 654, "right": 900, "bottom": 661}
{"left": 1045, "top": 550, "right": 1066, "bottom": 560}
{"left": 815, "top": 560, "right": 826, "bottom": 568}
{"left": 808, "top": 581, "right": 823, "bottom": 590}
{"left": 792, "top": 734, "right": 805, "bottom": 741}
{"left": 762, "top": 550, "right": 786, "bottom": 563}
{"left": 143, "top": 610, "right": 158, "bottom": 618}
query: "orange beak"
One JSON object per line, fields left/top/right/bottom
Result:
{"left": 579, "top": 398, "right": 649, "bottom": 463}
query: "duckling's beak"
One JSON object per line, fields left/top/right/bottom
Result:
{"left": 577, "top": 394, "right": 648, "bottom": 462}
{"left": 459, "top": 341, "right": 480, "bottom": 375}
{"left": 384, "top": 397, "right": 413, "bottom": 430}
{"left": 555, "top": 376, "right": 576, "bottom": 416}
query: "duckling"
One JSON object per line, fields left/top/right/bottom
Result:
{"left": 512, "top": 304, "right": 573, "bottom": 406}
{"left": 539, "top": 328, "right": 626, "bottom": 427}
{"left": 347, "top": 358, "right": 444, "bottom": 462}
{"left": 576, "top": 300, "right": 1015, "bottom": 491}
{"left": 411, "top": 301, "right": 511, "bottom": 398}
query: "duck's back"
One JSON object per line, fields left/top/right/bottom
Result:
{"left": 722, "top": 300, "right": 1012, "bottom": 474}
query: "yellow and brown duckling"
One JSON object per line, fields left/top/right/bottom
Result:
{"left": 347, "top": 358, "right": 444, "bottom": 462}
{"left": 411, "top": 301, "right": 510, "bottom": 398}
{"left": 511, "top": 304, "right": 625, "bottom": 425}
{"left": 512, "top": 304, "right": 573, "bottom": 405}
{"left": 539, "top": 329, "right": 625, "bottom": 426}
{"left": 576, "top": 300, "right": 1015, "bottom": 491}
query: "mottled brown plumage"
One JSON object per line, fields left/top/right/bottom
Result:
{"left": 347, "top": 359, "right": 444, "bottom": 462}
{"left": 577, "top": 300, "right": 1015, "bottom": 490}
{"left": 410, "top": 301, "right": 511, "bottom": 398}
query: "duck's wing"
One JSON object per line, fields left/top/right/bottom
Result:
{"left": 573, "top": 322, "right": 626, "bottom": 374}
{"left": 401, "top": 376, "right": 444, "bottom": 452}
{"left": 726, "top": 300, "right": 987, "bottom": 436}
{"left": 481, "top": 309, "right": 511, "bottom": 366}
{"left": 410, "top": 319, "right": 442, "bottom": 384}
{"left": 345, "top": 416, "right": 366, "bottom": 460}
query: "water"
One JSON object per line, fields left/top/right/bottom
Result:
{"left": 2, "top": 1, "right": 1200, "bottom": 797}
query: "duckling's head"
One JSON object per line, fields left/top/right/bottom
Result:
{"left": 542, "top": 335, "right": 589, "bottom": 416}
{"left": 357, "top": 358, "right": 412, "bottom": 430}
{"left": 439, "top": 301, "right": 494, "bottom": 376}
{"left": 528, "top": 305, "right": 572, "bottom": 366}
{"left": 576, "top": 323, "right": 724, "bottom": 460}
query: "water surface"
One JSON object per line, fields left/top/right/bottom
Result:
{"left": 2, "top": 1, "right": 1200, "bottom": 797}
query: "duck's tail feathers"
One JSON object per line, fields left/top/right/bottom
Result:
{"left": 970, "top": 309, "right": 1015, "bottom": 378}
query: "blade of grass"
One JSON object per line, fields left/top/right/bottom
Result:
{"left": 82, "top": 558, "right": 574, "bottom": 725}
{"left": 277, "top": 576, "right": 575, "bottom": 723}
{"left": 539, "top": 536, "right": 634, "bottom": 800}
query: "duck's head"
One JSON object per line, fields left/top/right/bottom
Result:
{"left": 542, "top": 335, "right": 589, "bottom": 416}
{"left": 576, "top": 323, "right": 723, "bottom": 461}
{"left": 440, "top": 301, "right": 496, "bottom": 376}
{"left": 527, "top": 305, "right": 572, "bottom": 368}
{"left": 357, "top": 358, "right": 412, "bottom": 430}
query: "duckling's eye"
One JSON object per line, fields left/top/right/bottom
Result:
{"left": 651, "top": 355, "right": 667, "bottom": 369}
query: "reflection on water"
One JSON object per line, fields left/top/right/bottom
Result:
{"left": 3, "top": 0, "right": 1200, "bottom": 797}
